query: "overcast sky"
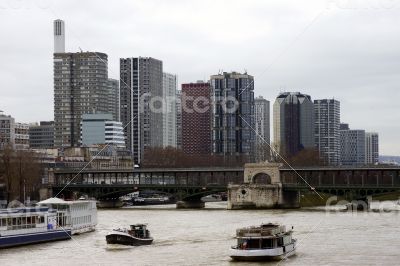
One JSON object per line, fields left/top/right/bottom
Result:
{"left": 0, "top": 0, "right": 399, "bottom": 155}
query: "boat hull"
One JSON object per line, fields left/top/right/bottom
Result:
{"left": 106, "top": 232, "right": 153, "bottom": 246}
{"left": 0, "top": 229, "right": 72, "bottom": 248}
{"left": 230, "top": 243, "right": 296, "bottom": 261}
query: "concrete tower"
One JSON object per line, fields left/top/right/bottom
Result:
{"left": 54, "top": 19, "right": 65, "bottom": 53}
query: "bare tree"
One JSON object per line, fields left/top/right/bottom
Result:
{"left": 0, "top": 146, "right": 42, "bottom": 204}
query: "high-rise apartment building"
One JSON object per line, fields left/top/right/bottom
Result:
{"left": 54, "top": 19, "right": 65, "bottom": 53}
{"left": 340, "top": 123, "right": 366, "bottom": 166}
{"left": 119, "top": 57, "right": 163, "bottom": 164}
{"left": 210, "top": 72, "right": 255, "bottom": 160}
{"left": 53, "top": 20, "right": 109, "bottom": 148}
{"left": 314, "top": 99, "right": 340, "bottom": 165}
{"left": 162, "top": 73, "right": 177, "bottom": 148}
{"left": 107, "top": 79, "right": 120, "bottom": 121}
{"left": 29, "top": 121, "right": 54, "bottom": 149}
{"left": 273, "top": 92, "right": 314, "bottom": 157}
{"left": 181, "top": 82, "right": 211, "bottom": 155}
{"left": 54, "top": 52, "right": 109, "bottom": 147}
{"left": 254, "top": 96, "right": 270, "bottom": 162}
{"left": 365, "top": 132, "right": 379, "bottom": 165}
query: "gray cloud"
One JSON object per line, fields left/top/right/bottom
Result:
{"left": 0, "top": 0, "right": 399, "bottom": 154}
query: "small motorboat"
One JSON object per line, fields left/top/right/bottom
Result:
{"left": 229, "top": 223, "right": 296, "bottom": 261}
{"left": 106, "top": 224, "right": 153, "bottom": 246}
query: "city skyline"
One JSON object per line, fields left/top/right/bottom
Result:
{"left": 0, "top": 1, "right": 399, "bottom": 154}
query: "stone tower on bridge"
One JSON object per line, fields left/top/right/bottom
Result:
{"left": 227, "top": 162, "right": 300, "bottom": 209}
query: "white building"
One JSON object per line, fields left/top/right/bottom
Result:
{"left": 54, "top": 19, "right": 65, "bottom": 53}
{"left": 314, "top": 99, "right": 340, "bottom": 165}
{"left": 254, "top": 96, "right": 270, "bottom": 162}
{"left": 162, "top": 72, "right": 177, "bottom": 148}
{"left": 14, "top": 123, "right": 29, "bottom": 150}
{"left": 80, "top": 114, "right": 125, "bottom": 148}
{"left": 365, "top": 132, "right": 379, "bottom": 165}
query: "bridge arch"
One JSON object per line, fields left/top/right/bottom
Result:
{"left": 244, "top": 162, "right": 282, "bottom": 184}
{"left": 252, "top": 173, "right": 272, "bottom": 184}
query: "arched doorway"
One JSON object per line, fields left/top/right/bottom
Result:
{"left": 252, "top": 173, "right": 272, "bottom": 184}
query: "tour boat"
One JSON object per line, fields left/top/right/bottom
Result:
{"left": 229, "top": 223, "right": 296, "bottom": 261}
{"left": 106, "top": 224, "right": 153, "bottom": 246}
{"left": 37, "top": 198, "right": 97, "bottom": 235}
{"left": 0, "top": 207, "right": 71, "bottom": 248}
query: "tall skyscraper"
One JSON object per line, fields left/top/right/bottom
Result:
{"left": 53, "top": 20, "right": 110, "bottom": 148}
{"left": 53, "top": 19, "right": 65, "bottom": 53}
{"left": 314, "top": 99, "right": 340, "bottom": 165}
{"left": 210, "top": 72, "right": 255, "bottom": 160}
{"left": 119, "top": 57, "right": 163, "bottom": 165}
{"left": 176, "top": 90, "right": 182, "bottom": 150}
{"left": 54, "top": 52, "right": 109, "bottom": 148}
{"left": 365, "top": 132, "right": 379, "bottom": 165}
{"left": 107, "top": 78, "right": 120, "bottom": 121}
{"left": 181, "top": 81, "right": 211, "bottom": 155}
{"left": 273, "top": 92, "right": 314, "bottom": 157}
{"left": 340, "top": 123, "right": 366, "bottom": 166}
{"left": 254, "top": 96, "right": 270, "bottom": 162}
{"left": 162, "top": 73, "right": 177, "bottom": 148}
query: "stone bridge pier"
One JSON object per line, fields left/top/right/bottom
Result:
{"left": 227, "top": 162, "right": 300, "bottom": 209}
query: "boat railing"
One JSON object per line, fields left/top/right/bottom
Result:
{"left": 7, "top": 224, "right": 37, "bottom": 230}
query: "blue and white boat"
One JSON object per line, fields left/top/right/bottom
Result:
{"left": 0, "top": 207, "right": 71, "bottom": 248}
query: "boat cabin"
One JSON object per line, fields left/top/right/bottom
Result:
{"left": 129, "top": 224, "right": 150, "bottom": 239}
{"left": 235, "top": 223, "right": 293, "bottom": 250}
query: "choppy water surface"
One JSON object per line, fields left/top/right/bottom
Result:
{"left": 1, "top": 201, "right": 400, "bottom": 265}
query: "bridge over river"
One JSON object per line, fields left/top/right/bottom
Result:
{"left": 47, "top": 163, "right": 400, "bottom": 208}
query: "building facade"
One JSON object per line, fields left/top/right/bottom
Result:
{"left": 254, "top": 96, "right": 270, "bottom": 162}
{"left": 107, "top": 78, "right": 120, "bottom": 121}
{"left": 53, "top": 51, "right": 109, "bottom": 148}
{"left": 14, "top": 123, "right": 30, "bottom": 150}
{"left": 80, "top": 114, "right": 125, "bottom": 148}
{"left": 176, "top": 90, "right": 182, "bottom": 149}
{"left": 181, "top": 82, "right": 211, "bottom": 155}
{"left": 365, "top": 132, "right": 379, "bottom": 165}
{"left": 29, "top": 121, "right": 54, "bottom": 149}
{"left": 210, "top": 72, "right": 255, "bottom": 160}
{"left": 162, "top": 73, "right": 177, "bottom": 148}
{"left": 314, "top": 99, "right": 340, "bottom": 165}
{"left": 0, "top": 112, "right": 15, "bottom": 149}
{"left": 340, "top": 123, "right": 366, "bottom": 166}
{"left": 273, "top": 92, "right": 314, "bottom": 157}
{"left": 119, "top": 57, "right": 163, "bottom": 164}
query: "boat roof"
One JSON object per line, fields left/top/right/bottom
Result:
{"left": 37, "top": 197, "right": 94, "bottom": 205}
{"left": 0, "top": 207, "right": 52, "bottom": 215}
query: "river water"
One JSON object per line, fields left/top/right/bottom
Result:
{"left": 1, "top": 201, "right": 400, "bottom": 266}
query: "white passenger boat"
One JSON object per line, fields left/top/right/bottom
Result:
{"left": 38, "top": 198, "right": 97, "bottom": 235}
{"left": 230, "top": 223, "right": 296, "bottom": 261}
{"left": 0, "top": 207, "right": 71, "bottom": 248}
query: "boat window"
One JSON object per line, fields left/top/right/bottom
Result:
{"left": 0, "top": 218, "right": 6, "bottom": 227}
{"left": 40, "top": 216, "right": 45, "bottom": 224}
{"left": 261, "top": 239, "right": 274, "bottom": 249}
